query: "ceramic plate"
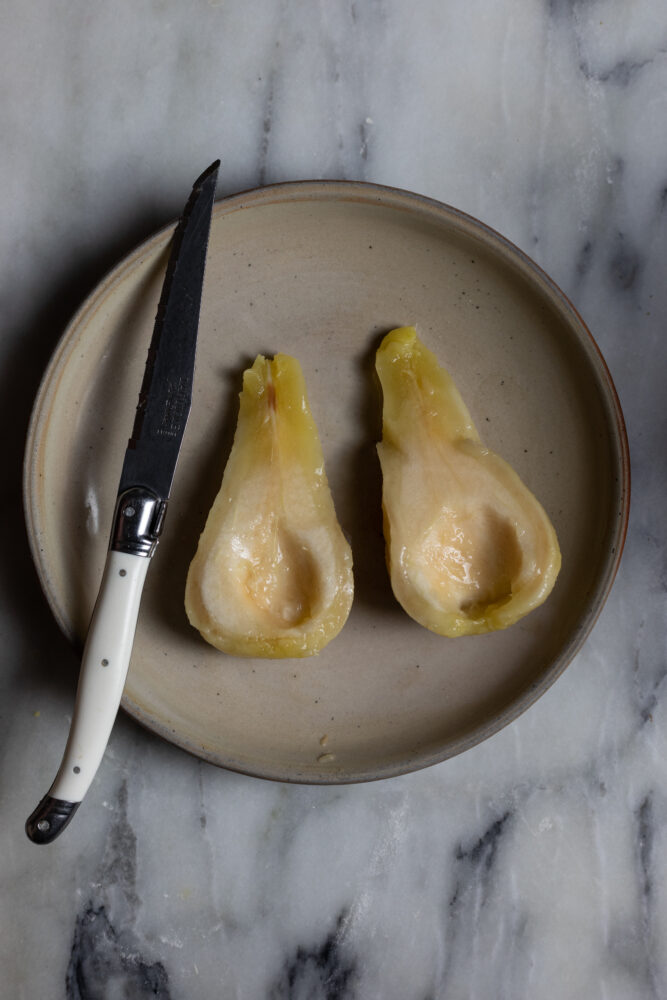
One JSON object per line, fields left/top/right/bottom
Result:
{"left": 24, "top": 182, "right": 629, "bottom": 782}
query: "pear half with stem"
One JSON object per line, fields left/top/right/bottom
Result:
{"left": 376, "top": 327, "right": 561, "bottom": 637}
{"left": 185, "top": 354, "right": 353, "bottom": 657}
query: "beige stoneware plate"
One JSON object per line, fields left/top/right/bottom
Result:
{"left": 25, "top": 182, "right": 629, "bottom": 782}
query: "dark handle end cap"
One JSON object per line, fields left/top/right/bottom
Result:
{"left": 25, "top": 796, "right": 80, "bottom": 844}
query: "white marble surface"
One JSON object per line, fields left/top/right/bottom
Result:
{"left": 2, "top": 1, "right": 666, "bottom": 997}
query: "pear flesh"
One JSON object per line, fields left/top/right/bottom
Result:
{"left": 376, "top": 327, "right": 561, "bottom": 637}
{"left": 185, "top": 354, "right": 353, "bottom": 657}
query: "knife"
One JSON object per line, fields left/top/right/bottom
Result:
{"left": 25, "top": 160, "right": 220, "bottom": 844}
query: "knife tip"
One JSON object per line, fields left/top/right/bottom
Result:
{"left": 194, "top": 160, "right": 221, "bottom": 193}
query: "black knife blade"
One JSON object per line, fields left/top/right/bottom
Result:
{"left": 119, "top": 159, "right": 220, "bottom": 499}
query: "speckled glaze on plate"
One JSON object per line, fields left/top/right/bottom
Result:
{"left": 24, "top": 182, "right": 630, "bottom": 783}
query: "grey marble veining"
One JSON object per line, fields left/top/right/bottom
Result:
{"left": 2, "top": 1, "right": 667, "bottom": 998}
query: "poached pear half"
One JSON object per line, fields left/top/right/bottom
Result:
{"left": 376, "top": 327, "right": 561, "bottom": 637}
{"left": 185, "top": 354, "right": 353, "bottom": 657}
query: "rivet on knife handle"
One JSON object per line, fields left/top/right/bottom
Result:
{"left": 25, "top": 160, "right": 219, "bottom": 843}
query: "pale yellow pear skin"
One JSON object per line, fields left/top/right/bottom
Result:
{"left": 376, "top": 327, "right": 561, "bottom": 637}
{"left": 185, "top": 354, "right": 353, "bottom": 657}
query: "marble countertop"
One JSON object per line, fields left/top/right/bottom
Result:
{"left": 3, "top": 2, "right": 666, "bottom": 997}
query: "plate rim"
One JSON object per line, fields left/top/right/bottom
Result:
{"left": 23, "top": 179, "right": 631, "bottom": 783}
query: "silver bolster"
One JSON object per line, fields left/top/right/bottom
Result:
{"left": 110, "top": 487, "right": 168, "bottom": 557}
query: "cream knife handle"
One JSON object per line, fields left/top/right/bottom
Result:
{"left": 25, "top": 550, "right": 150, "bottom": 844}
